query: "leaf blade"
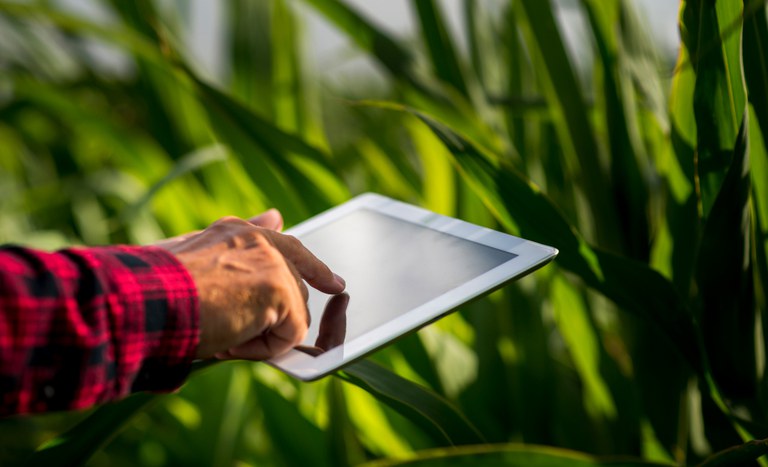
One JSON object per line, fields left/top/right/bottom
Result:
{"left": 338, "top": 359, "right": 486, "bottom": 447}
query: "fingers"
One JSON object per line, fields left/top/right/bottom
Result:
{"left": 220, "top": 301, "right": 309, "bottom": 360}
{"left": 181, "top": 212, "right": 344, "bottom": 362}
{"left": 314, "top": 293, "right": 348, "bottom": 351}
{"left": 261, "top": 230, "right": 346, "bottom": 295}
{"left": 156, "top": 208, "right": 282, "bottom": 251}
{"left": 248, "top": 208, "right": 283, "bottom": 231}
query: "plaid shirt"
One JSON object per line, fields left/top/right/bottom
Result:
{"left": 0, "top": 245, "right": 199, "bottom": 416}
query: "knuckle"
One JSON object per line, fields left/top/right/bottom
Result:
{"left": 284, "top": 234, "right": 303, "bottom": 249}
{"left": 244, "top": 228, "right": 267, "bottom": 245}
{"left": 213, "top": 215, "right": 245, "bottom": 225}
{"left": 209, "top": 216, "right": 248, "bottom": 233}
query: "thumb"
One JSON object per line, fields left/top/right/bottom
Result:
{"left": 248, "top": 208, "right": 283, "bottom": 231}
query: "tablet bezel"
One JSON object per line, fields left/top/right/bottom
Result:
{"left": 268, "top": 193, "right": 558, "bottom": 381}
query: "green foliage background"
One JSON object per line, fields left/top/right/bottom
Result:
{"left": 1, "top": 0, "right": 768, "bottom": 465}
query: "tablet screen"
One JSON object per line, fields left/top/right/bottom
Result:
{"left": 298, "top": 209, "right": 516, "bottom": 353}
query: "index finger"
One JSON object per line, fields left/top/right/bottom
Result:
{"left": 261, "top": 230, "right": 346, "bottom": 294}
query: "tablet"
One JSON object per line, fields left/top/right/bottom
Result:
{"left": 268, "top": 193, "right": 558, "bottom": 380}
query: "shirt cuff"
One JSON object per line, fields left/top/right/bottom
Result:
{"left": 67, "top": 245, "right": 200, "bottom": 397}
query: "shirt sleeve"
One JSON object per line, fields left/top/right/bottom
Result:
{"left": 0, "top": 245, "right": 199, "bottom": 416}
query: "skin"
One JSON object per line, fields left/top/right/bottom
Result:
{"left": 157, "top": 209, "right": 345, "bottom": 360}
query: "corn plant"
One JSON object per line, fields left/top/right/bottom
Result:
{"left": 1, "top": 0, "right": 768, "bottom": 465}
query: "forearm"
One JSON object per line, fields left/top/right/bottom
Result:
{"left": 0, "top": 245, "right": 199, "bottom": 416}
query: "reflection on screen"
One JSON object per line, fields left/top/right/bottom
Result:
{"left": 297, "top": 209, "right": 516, "bottom": 352}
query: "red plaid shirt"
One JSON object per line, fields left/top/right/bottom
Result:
{"left": 0, "top": 245, "right": 199, "bottom": 416}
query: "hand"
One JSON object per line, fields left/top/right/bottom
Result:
{"left": 295, "top": 292, "right": 349, "bottom": 356}
{"left": 157, "top": 210, "right": 345, "bottom": 360}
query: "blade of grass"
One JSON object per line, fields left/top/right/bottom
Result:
{"left": 358, "top": 101, "right": 702, "bottom": 374}
{"left": 251, "top": 378, "right": 332, "bottom": 467}
{"left": 750, "top": 104, "right": 768, "bottom": 408}
{"left": 551, "top": 275, "right": 616, "bottom": 420}
{"left": 681, "top": 0, "right": 747, "bottom": 216}
{"left": 359, "top": 443, "right": 675, "bottom": 467}
{"left": 26, "top": 393, "right": 157, "bottom": 466}
{"left": 515, "top": 0, "right": 621, "bottom": 251}
{"left": 743, "top": 0, "right": 768, "bottom": 151}
{"left": 583, "top": 0, "right": 651, "bottom": 261}
{"left": 411, "top": 0, "right": 468, "bottom": 97}
{"left": 337, "top": 359, "right": 486, "bottom": 447}
{"left": 229, "top": 0, "right": 275, "bottom": 118}
{"left": 698, "top": 437, "right": 768, "bottom": 467}
{"left": 185, "top": 70, "right": 349, "bottom": 222}
{"left": 300, "top": 0, "right": 426, "bottom": 95}
{"left": 327, "top": 378, "right": 367, "bottom": 466}
{"left": 119, "top": 144, "right": 228, "bottom": 224}
{"left": 695, "top": 114, "right": 755, "bottom": 399}
{"left": 681, "top": 0, "right": 756, "bottom": 405}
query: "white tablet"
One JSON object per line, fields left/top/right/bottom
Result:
{"left": 268, "top": 193, "right": 558, "bottom": 380}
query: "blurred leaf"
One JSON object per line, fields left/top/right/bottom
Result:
{"left": 744, "top": 0, "right": 768, "bottom": 140}
{"left": 338, "top": 359, "right": 486, "bottom": 446}
{"left": 105, "top": 0, "right": 193, "bottom": 158}
{"left": 417, "top": 326, "right": 477, "bottom": 400}
{"left": 272, "top": 0, "right": 317, "bottom": 143}
{"left": 382, "top": 104, "right": 702, "bottom": 373}
{"left": 750, "top": 102, "right": 768, "bottom": 404}
{"left": 515, "top": 0, "right": 620, "bottom": 250}
{"left": 0, "top": 2, "right": 167, "bottom": 69}
{"left": 583, "top": 0, "right": 651, "bottom": 260}
{"left": 120, "top": 144, "right": 228, "bottom": 223}
{"left": 695, "top": 113, "right": 756, "bottom": 400}
{"left": 342, "top": 380, "right": 417, "bottom": 457}
{"left": 681, "top": 0, "right": 755, "bottom": 402}
{"left": 408, "top": 118, "right": 456, "bottom": 217}
{"left": 26, "top": 393, "right": 157, "bottom": 466}
{"left": 360, "top": 443, "right": 675, "bottom": 467}
{"left": 327, "top": 378, "right": 367, "bottom": 466}
{"left": 681, "top": 0, "right": 747, "bottom": 216}
{"left": 185, "top": 70, "right": 349, "bottom": 223}
{"left": 229, "top": 0, "right": 275, "bottom": 117}
{"left": 300, "top": 0, "right": 430, "bottom": 96}
{"left": 252, "top": 377, "right": 332, "bottom": 467}
{"left": 551, "top": 275, "right": 616, "bottom": 419}
{"left": 411, "top": 0, "right": 468, "bottom": 97}
{"left": 698, "top": 437, "right": 768, "bottom": 467}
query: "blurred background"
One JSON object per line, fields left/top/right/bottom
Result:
{"left": 2, "top": 0, "right": 768, "bottom": 465}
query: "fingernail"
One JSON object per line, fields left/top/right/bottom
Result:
{"left": 333, "top": 273, "right": 346, "bottom": 289}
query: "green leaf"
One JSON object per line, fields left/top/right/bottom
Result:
{"left": 300, "top": 0, "right": 425, "bottom": 94}
{"left": 681, "top": 0, "right": 747, "bottom": 216}
{"left": 337, "top": 359, "right": 486, "bottom": 447}
{"left": 411, "top": 0, "right": 468, "bottom": 97}
{"left": 515, "top": 0, "right": 621, "bottom": 250}
{"left": 695, "top": 115, "right": 755, "bottom": 399}
{"left": 26, "top": 393, "right": 157, "bottom": 466}
{"left": 251, "top": 378, "right": 332, "bottom": 467}
{"left": 327, "top": 378, "right": 367, "bottom": 466}
{"left": 743, "top": 0, "right": 768, "bottom": 146}
{"left": 120, "top": 144, "right": 228, "bottom": 224}
{"left": 353, "top": 101, "right": 701, "bottom": 374}
{"left": 185, "top": 70, "right": 349, "bottom": 223}
{"left": 229, "top": 0, "right": 275, "bottom": 118}
{"left": 551, "top": 275, "right": 616, "bottom": 419}
{"left": 699, "top": 437, "right": 768, "bottom": 466}
{"left": 582, "top": 0, "right": 652, "bottom": 260}
{"left": 0, "top": 2, "right": 166, "bottom": 67}
{"left": 359, "top": 443, "right": 675, "bottom": 467}
{"left": 750, "top": 103, "right": 768, "bottom": 404}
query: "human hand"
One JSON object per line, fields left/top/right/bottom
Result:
{"left": 295, "top": 292, "right": 349, "bottom": 356}
{"left": 157, "top": 210, "right": 345, "bottom": 360}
